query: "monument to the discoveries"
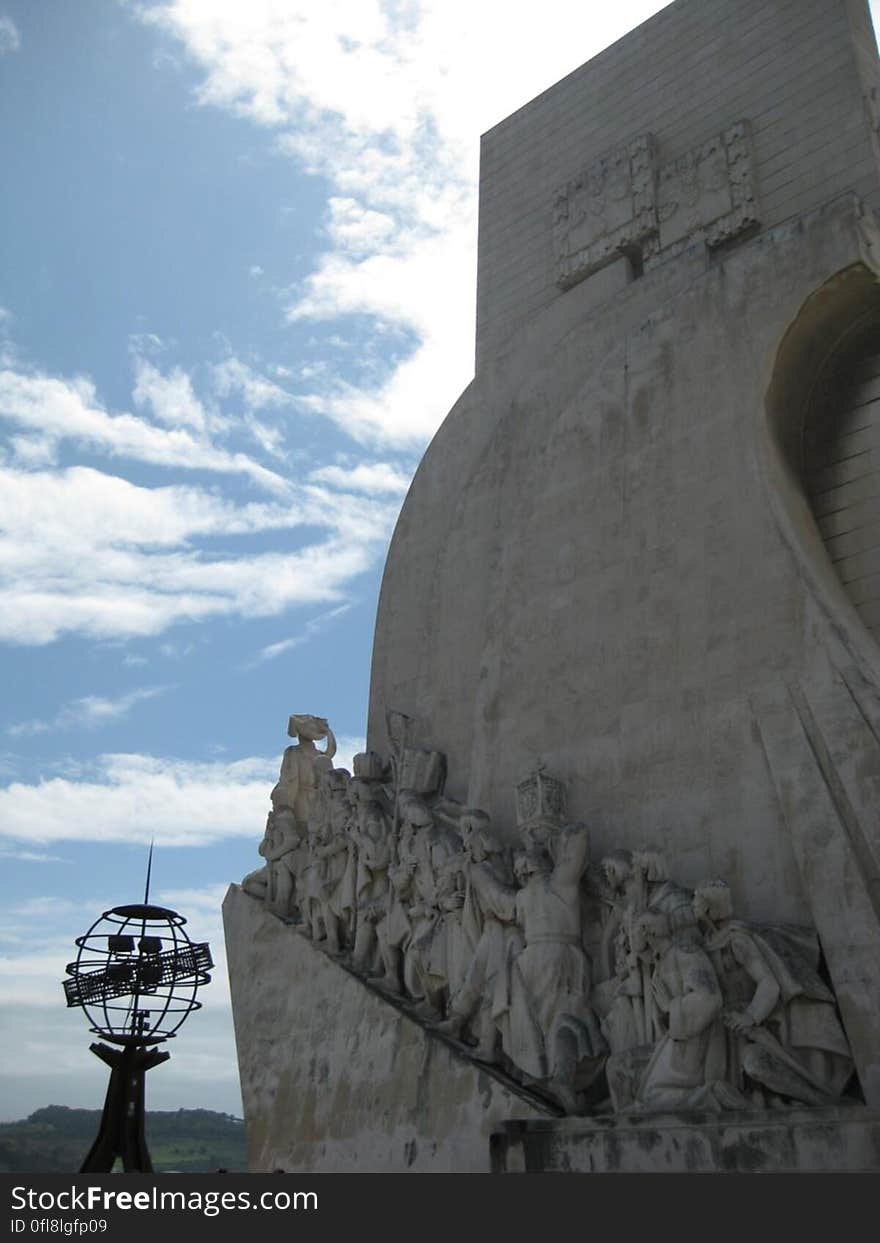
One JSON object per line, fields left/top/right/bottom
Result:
{"left": 224, "top": 0, "right": 880, "bottom": 1170}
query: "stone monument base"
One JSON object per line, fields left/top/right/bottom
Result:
{"left": 491, "top": 1108, "right": 880, "bottom": 1173}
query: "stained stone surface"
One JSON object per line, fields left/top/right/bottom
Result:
{"left": 223, "top": 884, "right": 548, "bottom": 1173}
{"left": 491, "top": 1108, "right": 880, "bottom": 1173}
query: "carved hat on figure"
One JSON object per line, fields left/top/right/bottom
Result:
{"left": 288, "top": 714, "right": 332, "bottom": 741}
{"left": 352, "top": 750, "right": 388, "bottom": 782}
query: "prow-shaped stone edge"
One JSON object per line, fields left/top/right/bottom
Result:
{"left": 222, "top": 883, "right": 554, "bottom": 1172}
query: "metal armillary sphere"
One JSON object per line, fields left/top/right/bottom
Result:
{"left": 62, "top": 849, "right": 213, "bottom": 1173}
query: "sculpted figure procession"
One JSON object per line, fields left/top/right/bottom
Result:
{"left": 242, "top": 713, "right": 856, "bottom": 1116}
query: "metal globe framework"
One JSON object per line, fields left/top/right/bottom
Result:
{"left": 63, "top": 903, "right": 213, "bottom": 1046}
{"left": 61, "top": 889, "right": 213, "bottom": 1173}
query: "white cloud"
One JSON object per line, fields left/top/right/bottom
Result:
{"left": 212, "top": 356, "right": 293, "bottom": 411}
{"left": 326, "top": 196, "right": 395, "bottom": 255}
{"left": 0, "top": 366, "right": 289, "bottom": 493}
{"left": 8, "top": 433, "right": 57, "bottom": 467}
{"left": 141, "top": 0, "right": 672, "bottom": 446}
{"left": 0, "top": 739, "right": 365, "bottom": 847}
{"left": 0, "top": 753, "right": 276, "bottom": 847}
{"left": 132, "top": 358, "right": 210, "bottom": 432}
{"left": 0, "top": 464, "right": 399, "bottom": 644}
{"left": 309, "top": 460, "right": 412, "bottom": 496}
{"left": 243, "top": 415, "right": 287, "bottom": 460}
{"left": 0, "top": 15, "right": 19, "bottom": 55}
{"left": 7, "top": 685, "right": 170, "bottom": 738}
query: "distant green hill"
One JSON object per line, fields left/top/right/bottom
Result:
{"left": 0, "top": 1106, "right": 248, "bottom": 1173}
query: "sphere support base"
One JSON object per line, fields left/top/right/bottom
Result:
{"left": 80, "top": 1042, "right": 170, "bottom": 1173}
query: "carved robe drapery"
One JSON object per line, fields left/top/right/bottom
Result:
{"left": 497, "top": 825, "right": 597, "bottom": 1082}
{"left": 637, "top": 940, "right": 728, "bottom": 1109}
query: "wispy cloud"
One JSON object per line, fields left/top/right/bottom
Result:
{"left": 0, "top": 753, "right": 276, "bottom": 847}
{"left": 0, "top": 365, "right": 289, "bottom": 493}
{"left": 0, "top": 740, "right": 365, "bottom": 847}
{"left": 0, "top": 15, "right": 20, "bottom": 55}
{"left": 212, "top": 356, "right": 293, "bottom": 412}
{"left": 132, "top": 358, "right": 212, "bottom": 433}
{"left": 309, "top": 460, "right": 413, "bottom": 496}
{"left": 244, "top": 603, "right": 351, "bottom": 668}
{"left": 0, "top": 847, "right": 65, "bottom": 864}
{"left": 0, "top": 463, "right": 400, "bottom": 644}
{"left": 7, "top": 685, "right": 170, "bottom": 738}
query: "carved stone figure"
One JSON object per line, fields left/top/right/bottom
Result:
{"left": 350, "top": 776, "right": 393, "bottom": 973}
{"left": 630, "top": 910, "right": 745, "bottom": 1112}
{"left": 274, "top": 714, "right": 337, "bottom": 832}
{"left": 599, "top": 848, "right": 694, "bottom": 980}
{"left": 596, "top": 846, "right": 696, "bottom": 1096}
{"left": 328, "top": 770, "right": 358, "bottom": 948}
{"left": 374, "top": 791, "right": 428, "bottom": 995}
{"left": 241, "top": 717, "right": 860, "bottom": 1122}
{"left": 404, "top": 800, "right": 465, "bottom": 1020}
{"left": 307, "top": 769, "right": 354, "bottom": 955}
{"left": 693, "top": 879, "right": 854, "bottom": 1106}
{"left": 496, "top": 824, "right": 605, "bottom": 1112}
{"left": 260, "top": 808, "right": 304, "bottom": 920}
{"left": 241, "top": 811, "right": 273, "bottom": 902}
{"left": 436, "top": 809, "right": 521, "bottom": 1060}
{"left": 592, "top": 924, "right": 652, "bottom": 1111}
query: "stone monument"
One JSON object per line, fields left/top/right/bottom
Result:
{"left": 224, "top": 0, "right": 880, "bottom": 1171}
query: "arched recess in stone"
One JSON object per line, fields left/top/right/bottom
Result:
{"left": 762, "top": 261, "right": 880, "bottom": 683}
{"left": 804, "top": 309, "right": 880, "bottom": 642}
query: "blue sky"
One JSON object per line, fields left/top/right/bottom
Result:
{"left": 1, "top": 0, "right": 877, "bottom": 1122}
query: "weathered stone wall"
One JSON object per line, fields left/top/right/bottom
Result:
{"left": 475, "top": 0, "right": 880, "bottom": 366}
{"left": 223, "top": 884, "right": 548, "bottom": 1172}
{"left": 492, "top": 1108, "right": 880, "bottom": 1173}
